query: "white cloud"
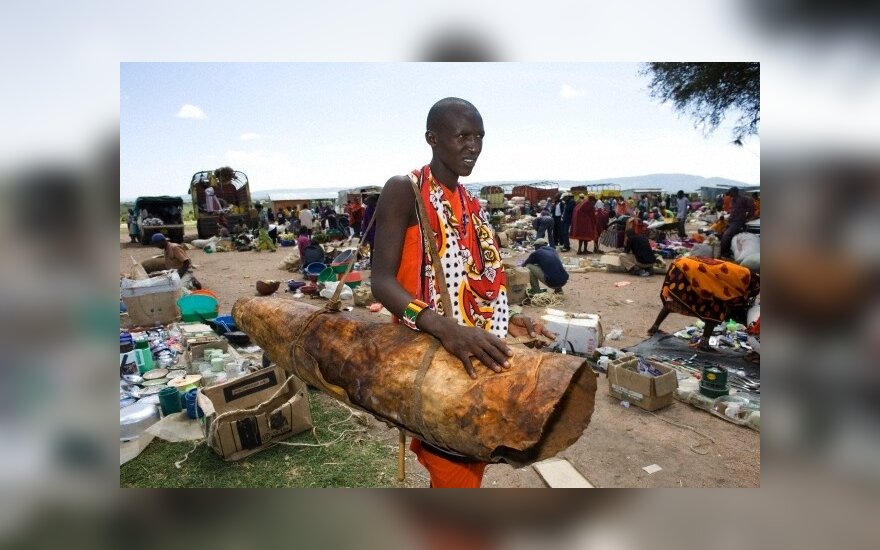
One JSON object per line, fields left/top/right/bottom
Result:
{"left": 175, "top": 104, "right": 206, "bottom": 119}
{"left": 240, "top": 132, "right": 261, "bottom": 141}
{"left": 560, "top": 84, "right": 585, "bottom": 99}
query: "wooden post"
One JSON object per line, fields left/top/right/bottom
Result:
{"left": 397, "top": 429, "right": 406, "bottom": 482}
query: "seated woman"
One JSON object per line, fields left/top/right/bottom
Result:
{"left": 648, "top": 257, "right": 759, "bottom": 351}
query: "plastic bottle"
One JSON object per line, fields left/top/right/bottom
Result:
{"left": 120, "top": 331, "right": 134, "bottom": 353}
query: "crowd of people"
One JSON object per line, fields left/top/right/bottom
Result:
{"left": 518, "top": 185, "right": 758, "bottom": 281}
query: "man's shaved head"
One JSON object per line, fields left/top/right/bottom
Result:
{"left": 427, "top": 97, "right": 480, "bottom": 132}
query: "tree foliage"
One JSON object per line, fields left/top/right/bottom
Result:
{"left": 643, "top": 62, "right": 760, "bottom": 143}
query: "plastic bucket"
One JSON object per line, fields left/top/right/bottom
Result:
{"left": 185, "top": 389, "right": 204, "bottom": 419}
{"left": 305, "top": 262, "right": 327, "bottom": 276}
{"left": 318, "top": 267, "right": 337, "bottom": 283}
{"left": 159, "top": 386, "right": 182, "bottom": 415}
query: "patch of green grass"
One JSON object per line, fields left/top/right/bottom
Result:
{"left": 120, "top": 389, "right": 399, "bottom": 488}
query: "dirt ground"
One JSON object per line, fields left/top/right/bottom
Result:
{"left": 120, "top": 226, "right": 760, "bottom": 488}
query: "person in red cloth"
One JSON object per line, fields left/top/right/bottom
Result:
{"left": 569, "top": 195, "right": 600, "bottom": 255}
{"left": 371, "top": 97, "right": 552, "bottom": 488}
{"left": 348, "top": 199, "right": 364, "bottom": 239}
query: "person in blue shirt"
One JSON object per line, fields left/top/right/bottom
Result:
{"left": 532, "top": 209, "right": 554, "bottom": 240}
{"left": 522, "top": 238, "right": 569, "bottom": 294}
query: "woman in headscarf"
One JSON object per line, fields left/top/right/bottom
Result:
{"left": 569, "top": 195, "right": 599, "bottom": 255}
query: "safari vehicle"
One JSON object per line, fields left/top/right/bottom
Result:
{"left": 134, "top": 196, "right": 185, "bottom": 244}
{"left": 190, "top": 167, "right": 254, "bottom": 238}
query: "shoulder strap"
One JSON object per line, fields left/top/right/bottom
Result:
{"left": 409, "top": 173, "right": 455, "bottom": 320}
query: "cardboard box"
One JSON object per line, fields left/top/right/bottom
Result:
{"left": 120, "top": 271, "right": 182, "bottom": 327}
{"left": 199, "top": 367, "right": 313, "bottom": 461}
{"left": 185, "top": 339, "right": 229, "bottom": 370}
{"left": 540, "top": 308, "right": 603, "bottom": 356}
{"left": 503, "top": 264, "right": 530, "bottom": 306}
{"left": 607, "top": 356, "right": 678, "bottom": 411}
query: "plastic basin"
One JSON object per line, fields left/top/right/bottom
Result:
{"left": 330, "top": 249, "right": 355, "bottom": 273}
{"left": 318, "top": 267, "right": 337, "bottom": 283}
{"left": 211, "top": 315, "right": 238, "bottom": 333}
{"left": 305, "top": 262, "right": 327, "bottom": 276}
{"left": 177, "top": 294, "right": 219, "bottom": 322}
{"left": 340, "top": 271, "right": 362, "bottom": 289}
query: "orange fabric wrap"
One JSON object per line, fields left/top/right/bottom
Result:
{"left": 410, "top": 439, "right": 486, "bottom": 488}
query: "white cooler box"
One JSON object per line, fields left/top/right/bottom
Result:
{"left": 540, "top": 309, "right": 604, "bottom": 356}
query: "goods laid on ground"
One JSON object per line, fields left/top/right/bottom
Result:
{"left": 233, "top": 297, "right": 597, "bottom": 466}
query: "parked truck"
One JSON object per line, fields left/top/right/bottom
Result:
{"left": 190, "top": 167, "right": 254, "bottom": 238}
{"left": 134, "top": 195, "right": 185, "bottom": 244}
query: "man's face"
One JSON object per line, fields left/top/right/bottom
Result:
{"left": 427, "top": 107, "right": 484, "bottom": 179}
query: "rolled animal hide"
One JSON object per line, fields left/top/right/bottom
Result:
{"left": 233, "top": 297, "right": 596, "bottom": 466}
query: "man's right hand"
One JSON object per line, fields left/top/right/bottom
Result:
{"left": 428, "top": 316, "right": 512, "bottom": 379}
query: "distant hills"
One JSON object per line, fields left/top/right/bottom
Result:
{"left": 120, "top": 174, "right": 755, "bottom": 203}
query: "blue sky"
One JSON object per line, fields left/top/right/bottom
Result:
{"left": 120, "top": 63, "right": 760, "bottom": 200}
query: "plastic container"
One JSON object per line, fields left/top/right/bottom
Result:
{"left": 211, "top": 315, "right": 238, "bottom": 333}
{"left": 305, "top": 262, "right": 327, "bottom": 277}
{"left": 337, "top": 271, "right": 363, "bottom": 288}
{"left": 120, "top": 331, "right": 134, "bottom": 353}
{"left": 184, "top": 389, "right": 204, "bottom": 419}
{"left": 287, "top": 280, "right": 306, "bottom": 292}
{"left": 135, "top": 348, "right": 155, "bottom": 375}
{"left": 211, "top": 357, "right": 226, "bottom": 372}
{"left": 711, "top": 394, "right": 760, "bottom": 427}
{"left": 331, "top": 249, "right": 355, "bottom": 268}
{"left": 224, "top": 359, "right": 241, "bottom": 379}
{"left": 159, "top": 386, "right": 182, "bottom": 416}
{"left": 177, "top": 294, "right": 219, "bottom": 323}
{"left": 318, "top": 267, "right": 337, "bottom": 283}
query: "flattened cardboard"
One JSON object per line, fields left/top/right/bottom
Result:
{"left": 201, "top": 366, "right": 312, "bottom": 461}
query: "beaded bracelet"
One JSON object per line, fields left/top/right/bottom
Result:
{"left": 401, "top": 299, "right": 429, "bottom": 331}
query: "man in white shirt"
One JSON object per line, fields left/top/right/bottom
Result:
{"left": 675, "top": 190, "right": 690, "bottom": 239}
{"left": 299, "top": 207, "right": 314, "bottom": 236}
